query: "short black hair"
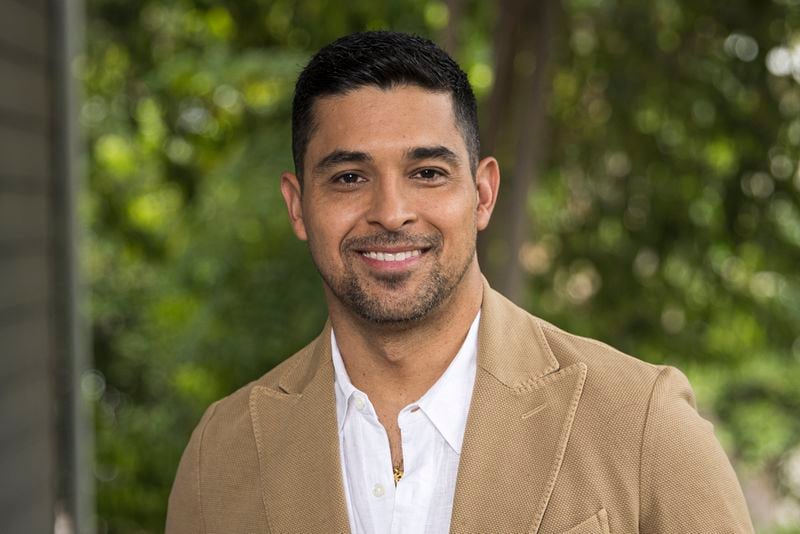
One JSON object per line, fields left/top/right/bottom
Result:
{"left": 291, "top": 31, "right": 480, "bottom": 182}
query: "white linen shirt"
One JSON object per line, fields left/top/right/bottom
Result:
{"left": 331, "top": 312, "right": 480, "bottom": 534}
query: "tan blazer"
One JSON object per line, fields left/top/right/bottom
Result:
{"left": 166, "top": 283, "right": 754, "bottom": 533}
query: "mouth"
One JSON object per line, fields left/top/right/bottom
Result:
{"left": 344, "top": 232, "right": 440, "bottom": 273}
{"left": 353, "top": 246, "right": 432, "bottom": 271}
{"left": 359, "top": 248, "right": 426, "bottom": 262}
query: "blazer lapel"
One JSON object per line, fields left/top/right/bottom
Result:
{"left": 450, "top": 285, "right": 587, "bottom": 534}
{"left": 249, "top": 325, "right": 351, "bottom": 534}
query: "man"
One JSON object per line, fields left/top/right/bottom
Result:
{"left": 167, "top": 31, "right": 754, "bottom": 533}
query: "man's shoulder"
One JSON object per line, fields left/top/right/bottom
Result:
{"left": 535, "top": 317, "right": 662, "bottom": 382}
{"left": 525, "top": 314, "right": 673, "bottom": 414}
{"left": 483, "top": 284, "right": 665, "bottom": 396}
{"left": 204, "top": 337, "right": 319, "bottom": 424}
{"left": 167, "top": 335, "right": 321, "bottom": 532}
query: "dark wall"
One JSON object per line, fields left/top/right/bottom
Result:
{"left": 0, "top": 0, "right": 83, "bottom": 532}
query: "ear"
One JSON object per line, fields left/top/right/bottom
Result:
{"left": 474, "top": 156, "right": 500, "bottom": 231}
{"left": 280, "top": 171, "right": 308, "bottom": 241}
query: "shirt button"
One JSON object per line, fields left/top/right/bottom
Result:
{"left": 354, "top": 396, "right": 366, "bottom": 411}
{"left": 372, "top": 483, "right": 385, "bottom": 498}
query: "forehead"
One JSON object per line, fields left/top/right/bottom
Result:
{"left": 305, "top": 85, "right": 465, "bottom": 164}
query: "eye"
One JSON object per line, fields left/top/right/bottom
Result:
{"left": 413, "top": 168, "right": 446, "bottom": 181}
{"left": 333, "top": 172, "right": 366, "bottom": 186}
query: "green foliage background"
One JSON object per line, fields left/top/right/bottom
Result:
{"left": 83, "top": 0, "right": 800, "bottom": 531}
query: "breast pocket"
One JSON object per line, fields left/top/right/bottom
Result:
{"left": 556, "top": 508, "right": 610, "bottom": 534}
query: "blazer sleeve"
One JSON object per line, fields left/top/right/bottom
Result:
{"left": 165, "top": 401, "right": 219, "bottom": 534}
{"left": 639, "top": 366, "right": 754, "bottom": 533}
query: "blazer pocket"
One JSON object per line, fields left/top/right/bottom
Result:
{"left": 556, "top": 508, "right": 610, "bottom": 534}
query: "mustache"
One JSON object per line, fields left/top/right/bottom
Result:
{"left": 343, "top": 231, "right": 441, "bottom": 251}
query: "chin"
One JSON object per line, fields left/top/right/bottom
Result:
{"left": 353, "top": 305, "right": 433, "bottom": 328}
{"left": 346, "top": 280, "right": 457, "bottom": 327}
{"left": 369, "top": 271, "right": 415, "bottom": 289}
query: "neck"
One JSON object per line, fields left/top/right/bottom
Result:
{"left": 327, "top": 265, "right": 483, "bottom": 407}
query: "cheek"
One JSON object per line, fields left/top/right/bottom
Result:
{"left": 423, "top": 213, "right": 477, "bottom": 261}
{"left": 307, "top": 221, "right": 339, "bottom": 256}
{"left": 424, "top": 195, "right": 477, "bottom": 235}
{"left": 305, "top": 203, "right": 361, "bottom": 255}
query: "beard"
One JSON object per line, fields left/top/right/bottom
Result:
{"left": 311, "top": 230, "right": 475, "bottom": 326}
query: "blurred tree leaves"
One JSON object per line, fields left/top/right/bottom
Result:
{"left": 83, "top": 0, "right": 800, "bottom": 531}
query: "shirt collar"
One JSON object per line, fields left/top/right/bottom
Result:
{"left": 412, "top": 312, "right": 480, "bottom": 454}
{"left": 331, "top": 311, "right": 480, "bottom": 454}
{"left": 331, "top": 332, "right": 358, "bottom": 431}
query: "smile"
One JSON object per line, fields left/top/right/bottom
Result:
{"left": 360, "top": 250, "right": 423, "bottom": 262}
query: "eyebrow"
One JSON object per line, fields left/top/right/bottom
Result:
{"left": 311, "top": 145, "right": 461, "bottom": 176}
{"left": 405, "top": 145, "right": 460, "bottom": 167}
{"left": 312, "top": 150, "right": 373, "bottom": 175}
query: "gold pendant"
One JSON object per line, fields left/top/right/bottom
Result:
{"left": 393, "top": 464, "right": 404, "bottom": 485}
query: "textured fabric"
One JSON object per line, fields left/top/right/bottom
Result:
{"left": 331, "top": 312, "right": 479, "bottom": 534}
{"left": 166, "top": 280, "right": 755, "bottom": 534}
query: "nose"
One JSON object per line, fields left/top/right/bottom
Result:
{"left": 365, "top": 176, "right": 417, "bottom": 231}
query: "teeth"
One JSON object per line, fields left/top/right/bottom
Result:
{"left": 362, "top": 250, "right": 422, "bottom": 261}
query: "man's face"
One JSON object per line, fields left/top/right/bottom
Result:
{"left": 281, "top": 85, "right": 496, "bottom": 325}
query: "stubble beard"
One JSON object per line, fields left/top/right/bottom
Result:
{"left": 312, "top": 231, "right": 476, "bottom": 327}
